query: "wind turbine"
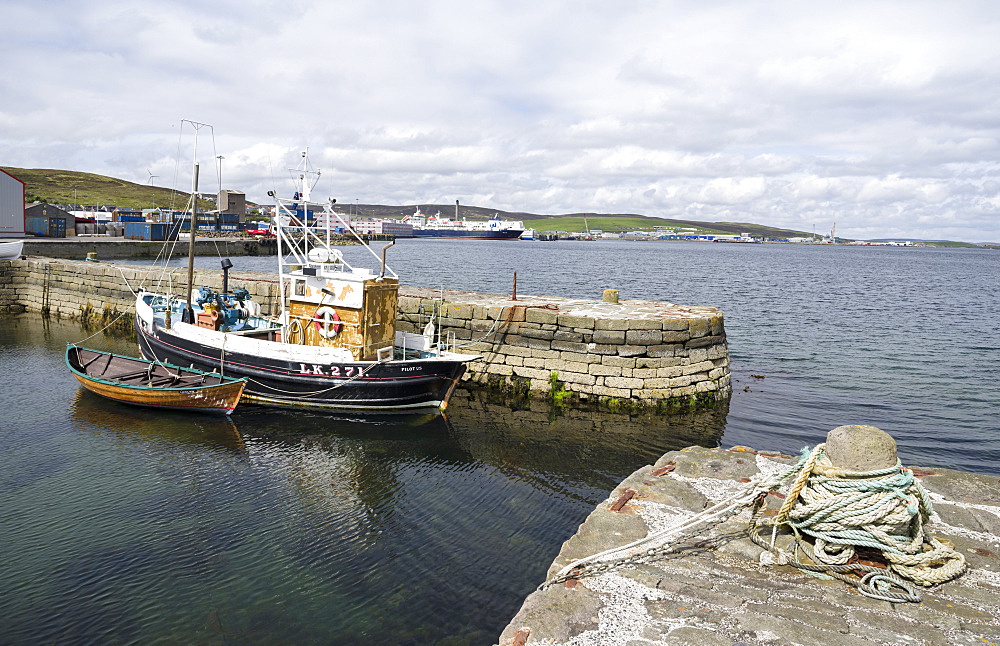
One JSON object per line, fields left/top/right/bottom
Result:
{"left": 147, "top": 170, "right": 159, "bottom": 209}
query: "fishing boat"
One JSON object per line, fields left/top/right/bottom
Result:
{"left": 0, "top": 239, "right": 23, "bottom": 260}
{"left": 66, "top": 345, "right": 247, "bottom": 415}
{"left": 134, "top": 148, "right": 480, "bottom": 411}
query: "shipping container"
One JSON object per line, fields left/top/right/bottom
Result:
{"left": 124, "top": 222, "right": 169, "bottom": 241}
{"left": 26, "top": 216, "right": 67, "bottom": 238}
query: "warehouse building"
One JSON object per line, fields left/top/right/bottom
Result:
{"left": 218, "top": 190, "right": 246, "bottom": 222}
{"left": 25, "top": 203, "right": 75, "bottom": 237}
{"left": 0, "top": 169, "right": 25, "bottom": 238}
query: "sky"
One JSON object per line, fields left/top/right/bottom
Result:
{"left": 2, "top": 1, "right": 1000, "bottom": 242}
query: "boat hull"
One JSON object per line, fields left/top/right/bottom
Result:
{"left": 67, "top": 346, "right": 246, "bottom": 415}
{"left": 410, "top": 229, "right": 523, "bottom": 240}
{"left": 136, "top": 317, "right": 467, "bottom": 411}
{"left": 0, "top": 240, "right": 23, "bottom": 260}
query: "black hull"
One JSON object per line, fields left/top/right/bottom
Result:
{"left": 410, "top": 229, "right": 523, "bottom": 239}
{"left": 136, "top": 318, "right": 466, "bottom": 411}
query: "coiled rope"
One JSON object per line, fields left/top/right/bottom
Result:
{"left": 541, "top": 443, "right": 966, "bottom": 603}
{"left": 749, "top": 443, "right": 965, "bottom": 601}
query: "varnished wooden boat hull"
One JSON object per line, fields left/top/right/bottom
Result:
{"left": 67, "top": 345, "right": 246, "bottom": 415}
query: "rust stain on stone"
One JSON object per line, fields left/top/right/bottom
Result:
{"left": 564, "top": 578, "right": 579, "bottom": 589}
{"left": 512, "top": 627, "right": 530, "bottom": 646}
{"left": 768, "top": 490, "right": 786, "bottom": 499}
{"left": 973, "top": 548, "right": 996, "bottom": 558}
{"left": 910, "top": 467, "right": 937, "bottom": 477}
{"left": 609, "top": 488, "right": 637, "bottom": 512}
{"left": 651, "top": 461, "right": 676, "bottom": 476}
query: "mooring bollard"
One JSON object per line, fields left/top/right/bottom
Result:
{"left": 602, "top": 289, "right": 618, "bottom": 303}
{"left": 825, "top": 424, "right": 898, "bottom": 471}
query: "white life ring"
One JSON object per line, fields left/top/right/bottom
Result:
{"left": 313, "top": 306, "right": 341, "bottom": 338}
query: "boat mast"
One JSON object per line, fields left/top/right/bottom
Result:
{"left": 183, "top": 162, "right": 199, "bottom": 322}
{"left": 181, "top": 119, "right": 210, "bottom": 323}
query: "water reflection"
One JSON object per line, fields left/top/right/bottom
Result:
{"left": 71, "top": 389, "right": 247, "bottom": 454}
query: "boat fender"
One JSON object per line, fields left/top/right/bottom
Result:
{"left": 314, "top": 306, "right": 341, "bottom": 338}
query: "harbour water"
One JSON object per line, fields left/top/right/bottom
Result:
{"left": 3, "top": 240, "right": 998, "bottom": 643}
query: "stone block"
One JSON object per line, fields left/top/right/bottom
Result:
{"left": 438, "top": 316, "right": 467, "bottom": 329}
{"left": 510, "top": 336, "right": 551, "bottom": 351}
{"left": 627, "top": 318, "right": 661, "bottom": 330}
{"left": 588, "top": 363, "right": 620, "bottom": 377}
{"left": 549, "top": 359, "right": 590, "bottom": 376}
{"left": 646, "top": 344, "right": 677, "bottom": 358}
{"left": 553, "top": 330, "right": 584, "bottom": 343}
{"left": 470, "top": 318, "right": 497, "bottom": 332}
{"left": 504, "top": 355, "right": 523, "bottom": 366}
{"left": 519, "top": 328, "right": 555, "bottom": 341}
{"left": 557, "top": 314, "right": 594, "bottom": 329}
{"left": 626, "top": 329, "right": 661, "bottom": 345}
{"left": 605, "top": 376, "right": 644, "bottom": 390}
{"left": 525, "top": 307, "right": 559, "bottom": 324}
{"left": 528, "top": 348, "right": 561, "bottom": 360}
{"left": 560, "top": 351, "right": 597, "bottom": 364}
{"left": 682, "top": 360, "right": 715, "bottom": 375}
{"left": 710, "top": 313, "right": 725, "bottom": 335}
{"left": 592, "top": 329, "right": 626, "bottom": 344}
{"left": 632, "top": 368, "right": 658, "bottom": 379}
{"left": 591, "top": 385, "right": 632, "bottom": 398}
{"left": 552, "top": 339, "right": 588, "bottom": 354}
{"left": 688, "top": 317, "right": 711, "bottom": 338}
{"left": 602, "top": 355, "right": 636, "bottom": 368}
{"left": 635, "top": 357, "right": 680, "bottom": 369}
{"left": 594, "top": 318, "right": 629, "bottom": 331}
{"left": 661, "top": 330, "right": 690, "bottom": 343}
{"left": 560, "top": 372, "right": 595, "bottom": 386}
{"left": 512, "top": 366, "right": 550, "bottom": 381}
{"left": 686, "top": 334, "right": 724, "bottom": 349}
{"left": 587, "top": 343, "right": 619, "bottom": 355}
{"left": 485, "top": 363, "right": 513, "bottom": 376}
{"left": 502, "top": 305, "right": 526, "bottom": 322}
{"left": 617, "top": 345, "right": 647, "bottom": 357}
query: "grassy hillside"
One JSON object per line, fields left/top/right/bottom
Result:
{"left": 1, "top": 166, "right": 214, "bottom": 210}
{"left": 12, "top": 166, "right": 954, "bottom": 242}
{"left": 350, "top": 204, "right": 812, "bottom": 238}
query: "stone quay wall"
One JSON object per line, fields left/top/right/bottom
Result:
{"left": 396, "top": 287, "right": 730, "bottom": 408}
{"left": 1, "top": 258, "right": 731, "bottom": 407}
{"left": 21, "top": 237, "right": 278, "bottom": 260}
{"left": 0, "top": 258, "right": 282, "bottom": 320}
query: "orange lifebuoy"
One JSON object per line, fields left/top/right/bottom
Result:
{"left": 313, "top": 306, "right": 341, "bottom": 338}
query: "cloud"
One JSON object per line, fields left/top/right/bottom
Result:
{"left": 1, "top": 0, "right": 999, "bottom": 241}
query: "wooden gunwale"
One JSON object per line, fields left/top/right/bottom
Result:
{"left": 66, "top": 345, "right": 246, "bottom": 414}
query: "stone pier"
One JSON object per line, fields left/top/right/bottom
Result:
{"left": 1, "top": 257, "right": 730, "bottom": 408}
{"left": 498, "top": 428, "right": 1000, "bottom": 646}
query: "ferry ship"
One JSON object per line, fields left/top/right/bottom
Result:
{"left": 406, "top": 208, "right": 524, "bottom": 240}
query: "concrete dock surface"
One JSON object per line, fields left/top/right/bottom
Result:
{"left": 499, "top": 444, "right": 1000, "bottom": 646}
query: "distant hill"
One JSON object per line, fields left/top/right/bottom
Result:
{"left": 7, "top": 166, "right": 984, "bottom": 245}
{"left": 346, "top": 204, "right": 814, "bottom": 239}
{"left": 0, "top": 166, "right": 214, "bottom": 210}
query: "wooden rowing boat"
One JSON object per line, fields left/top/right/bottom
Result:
{"left": 66, "top": 344, "right": 247, "bottom": 415}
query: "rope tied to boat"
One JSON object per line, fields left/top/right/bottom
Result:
{"left": 539, "top": 443, "right": 966, "bottom": 603}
